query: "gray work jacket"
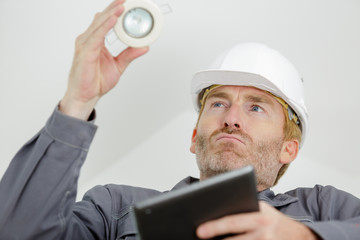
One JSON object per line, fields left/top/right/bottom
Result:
{"left": 0, "top": 108, "right": 360, "bottom": 240}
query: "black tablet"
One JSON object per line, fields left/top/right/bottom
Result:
{"left": 132, "top": 165, "right": 259, "bottom": 240}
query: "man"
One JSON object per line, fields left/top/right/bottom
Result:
{"left": 0, "top": 0, "right": 359, "bottom": 239}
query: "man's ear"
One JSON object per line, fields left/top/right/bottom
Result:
{"left": 190, "top": 128, "right": 197, "bottom": 154}
{"left": 280, "top": 139, "right": 299, "bottom": 164}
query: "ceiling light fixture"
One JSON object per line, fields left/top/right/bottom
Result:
{"left": 113, "top": 0, "right": 163, "bottom": 48}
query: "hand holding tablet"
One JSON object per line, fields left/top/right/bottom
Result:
{"left": 132, "top": 166, "right": 259, "bottom": 240}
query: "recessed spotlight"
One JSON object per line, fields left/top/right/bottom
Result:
{"left": 114, "top": 0, "right": 163, "bottom": 47}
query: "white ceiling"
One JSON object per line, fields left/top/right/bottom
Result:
{"left": 1, "top": 0, "right": 359, "bottom": 197}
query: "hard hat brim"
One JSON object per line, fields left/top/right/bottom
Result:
{"left": 192, "top": 70, "right": 287, "bottom": 111}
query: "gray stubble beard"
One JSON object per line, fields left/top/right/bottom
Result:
{"left": 195, "top": 134, "right": 284, "bottom": 189}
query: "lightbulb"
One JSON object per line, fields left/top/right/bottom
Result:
{"left": 123, "top": 8, "right": 154, "bottom": 38}
{"left": 113, "top": 0, "right": 163, "bottom": 48}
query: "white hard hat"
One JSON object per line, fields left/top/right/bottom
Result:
{"left": 191, "top": 42, "right": 309, "bottom": 145}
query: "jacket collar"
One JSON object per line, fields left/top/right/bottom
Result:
{"left": 258, "top": 188, "right": 299, "bottom": 207}
{"left": 171, "top": 176, "right": 198, "bottom": 190}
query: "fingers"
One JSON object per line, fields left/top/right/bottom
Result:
{"left": 86, "top": 0, "right": 124, "bottom": 39}
{"left": 76, "top": 0, "right": 125, "bottom": 52}
{"left": 114, "top": 46, "right": 150, "bottom": 74}
{"left": 196, "top": 202, "right": 293, "bottom": 240}
{"left": 196, "top": 212, "right": 262, "bottom": 239}
{"left": 84, "top": 14, "right": 118, "bottom": 53}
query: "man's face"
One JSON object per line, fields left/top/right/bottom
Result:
{"left": 190, "top": 86, "right": 291, "bottom": 190}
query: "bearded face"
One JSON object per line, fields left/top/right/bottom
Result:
{"left": 195, "top": 125, "right": 284, "bottom": 189}
{"left": 190, "top": 86, "right": 296, "bottom": 190}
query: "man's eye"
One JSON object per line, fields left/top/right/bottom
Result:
{"left": 251, "top": 105, "right": 264, "bottom": 112}
{"left": 213, "top": 102, "right": 224, "bottom": 108}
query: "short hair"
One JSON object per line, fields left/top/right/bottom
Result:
{"left": 195, "top": 86, "right": 302, "bottom": 186}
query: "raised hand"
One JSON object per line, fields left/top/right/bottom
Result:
{"left": 60, "top": 0, "right": 149, "bottom": 120}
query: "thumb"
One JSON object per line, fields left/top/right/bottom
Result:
{"left": 115, "top": 46, "right": 149, "bottom": 74}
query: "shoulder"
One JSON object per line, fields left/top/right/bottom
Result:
{"left": 284, "top": 185, "right": 357, "bottom": 201}
{"left": 284, "top": 185, "right": 360, "bottom": 218}
{"left": 76, "top": 177, "right": 194, "bottom": 220}
{"left": 82, "top": 176, "right": 195, "bottom": 205}
{"left": 74, "top": 184, "right": 163, "bottom": 227}
{"left": 267, "top": 185, "right": 360, "bottom": 221}
{"left": 82, "top": 184, "right": 162, "bottom": 207}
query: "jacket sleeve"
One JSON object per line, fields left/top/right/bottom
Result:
{"left": 303, "top": 185, "right": 360, "bottom": 240}
{"left": 0, "top": 107, "right": 100, "bottom": 239}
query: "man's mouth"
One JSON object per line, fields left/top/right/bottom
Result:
{"left": 216, "top": 134, "right": 245, "bottom": 144}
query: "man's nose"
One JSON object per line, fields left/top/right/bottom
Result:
{"left": 223, "top": 105, "right": 242, "bottom": 129}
